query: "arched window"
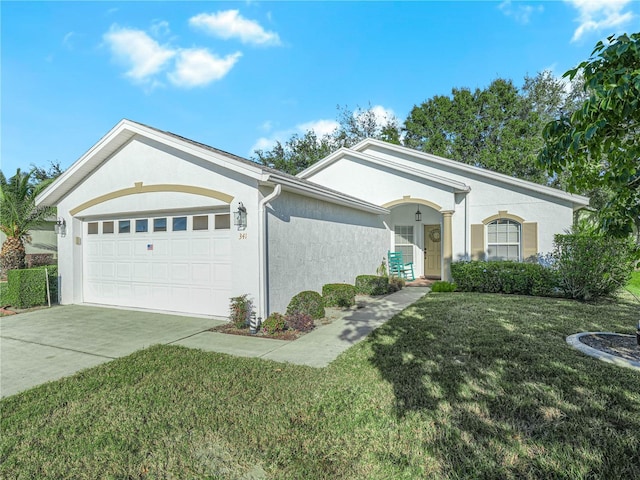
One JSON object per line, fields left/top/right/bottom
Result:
{"left": 487, "top": 219, "right": 521, "bottom": 261}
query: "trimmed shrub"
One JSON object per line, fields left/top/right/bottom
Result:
{"left": 322, "top": 283, "right": 357, "bottom": 308}
{"left": 286, "top": 290, "right": 325, "bottom": 320}
{"left": 431, "top": 281, "right": 457, "bottom": 292}
{"left": 5, "top": 266, "right": 58, "bottom": 308}
{"left": 0, "top": 282, "right": 7, "bottom": 305}
{"left": 229, "top": 294, "right": 253, "bottom": 328}
{"left": 451, "top": 261, "right": 557, "bottom": 297}
{"left": 387, "top": 276, "right": 406, "bottom": 293}
{"left": 553, "top": 233, "right": 638, "bottom": 301}
{"left": 262, "top": 313, "right": 287, "bottom": 335}
{"left": 285, "top": 312, "right": 314, "bottom": 332}
{"left": 355, "top": 275, "right": 388, "bottom": 296}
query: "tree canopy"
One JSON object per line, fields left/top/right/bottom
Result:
{"left": 539, "top": 32, "right": 640, "bottom": 237}
{"left": 253, "top": 105, "right": 401, "bottom": 175}
{"left": 0, "top": 168, "right": 56, "bottom": 271}
{"left": 404, "top": 75, "right": 585, "bottom": 184}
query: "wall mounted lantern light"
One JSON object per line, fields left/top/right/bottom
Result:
{"left": 54, "top": 217, "right": 66, "bottom": 236}
{"left": 415, "top": 206, "right": 422, "bottom": 222}
{"left": 233, "top": 202, "right": 247, "bottom": 230}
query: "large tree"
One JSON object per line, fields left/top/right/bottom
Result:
{"left": 539, "top": 32, "right": 640, "bottom": 238}
{"left": 404, "top": 74, "right": 586, "bottom": 185}
{"left": 0, "top": 169, "right": 55, "bottom": 272}
{"left": 253, "top": 105, "right": 401, "bottom": 175}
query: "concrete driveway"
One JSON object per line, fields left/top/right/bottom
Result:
{"left": 0, "top": 305, "right": 224, "bottom": 398}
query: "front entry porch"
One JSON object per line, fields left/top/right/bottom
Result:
{"left": 383, "top": 197, "right": 454, "bottom": 281}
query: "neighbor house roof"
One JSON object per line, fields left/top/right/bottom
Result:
{"left": 298, "top": 137, "right": 590, "bottom": 208}
{"left": 35, "top": 119, "right": 389, "bottom": 216}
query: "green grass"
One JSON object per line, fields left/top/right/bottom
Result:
{"left": 626, "top": 270, "right": 640, "bottom": 297}
{"left": 2, "top": 293, "right": 639, "bottom": 479}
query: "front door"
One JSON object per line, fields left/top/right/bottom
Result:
{"left": 424, "top": 224, "right": 441, "bottom": 278}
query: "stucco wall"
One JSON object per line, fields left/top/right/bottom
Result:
{"left": 305, "top": 150, "right": 577, "bottom": 260}
{"left": 0, "top": 222, "right": 57, "bottom": 257}
{"left": 55, "top": 135, "right": 262, "bottom": 314}
{"left": 266, "top": 190, "right": 388, "bottom": 315}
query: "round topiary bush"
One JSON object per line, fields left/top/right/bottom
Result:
{"left": 262, "top": 313, "right": 287, "bottom": 335}
{"left": 322, "top": 283, "right": 357, "bottom": 308}
{"left": 286, "top": 290, "right": 325, "bottom": 320}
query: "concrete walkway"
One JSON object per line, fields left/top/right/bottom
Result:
{"left": 177, "top": 287, "right": 430, "bottom": 367}
{"left": 1, "top": 287, "right": 429, "bottom": 398}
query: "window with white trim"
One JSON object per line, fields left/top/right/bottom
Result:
{"left": 394, "top": 225, "right": 414, "bottom": 264}
{"left": 487, "top": 219, "right": 521, "bottom": 261}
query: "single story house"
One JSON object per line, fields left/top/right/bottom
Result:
{"left": 36, "top": 119, "right": 589, "bottom": 319}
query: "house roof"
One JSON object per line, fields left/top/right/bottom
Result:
{"left": 35, "top": 119, "right": 389, "bottom": 215}
{"left": 298, "top": 137, "right": 590, "bottom": 207}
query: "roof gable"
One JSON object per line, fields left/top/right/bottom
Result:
{"left": 299, "top": 138, "right": 590, "bottom": 207}
{"left": 35, "top": 120, "right": 389, "bottom": 215}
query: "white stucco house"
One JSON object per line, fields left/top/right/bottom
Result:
{"left": 36, "top": 119, "right": 589, "bottom": 319}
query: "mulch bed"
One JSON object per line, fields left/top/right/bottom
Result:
{"left": 209, "top": 323, "right": 305, "bottom": 341}
{"left": 579, "top": 333, "right": 640, "bottom": 362}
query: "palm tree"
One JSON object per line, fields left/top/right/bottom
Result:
{"left": 0, "top": 169, "right": 55, "bottom": 273}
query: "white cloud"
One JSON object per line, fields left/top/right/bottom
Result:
{"left": 499, "top": 1, "right": 543, "bottom": 24}
{"left": 62, "top": 32, "right": 75, "bottom": 49}
{"left": 150, "top": 20, "right": 171, "bottom": 37}
{"left": 249, "top": 105, "right": 397, "bottom": 155}
{"left": 250, "top": 118, "right": 338, "bottom": 155}
{"left": 190, "top": 10, "right": 281, "bottom": 46}
{"left": 297, "top": 119, "right": 340, "bottom": 137}
{"left": 168, "top": 49, "right": 242, "bottom": 87}
{"left": 566, "top": 0, "right": 634, "bottom": 42}
{"left": 103, "top": 25, "right": 176, "bottom": 83}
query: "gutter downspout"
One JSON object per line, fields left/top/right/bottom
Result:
{"left": 258, "top": 184, "right": 282, "bottom": 320}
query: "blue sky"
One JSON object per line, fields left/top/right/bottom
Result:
{"left": 2, "top": 1, "right": 639, "bottom": 175}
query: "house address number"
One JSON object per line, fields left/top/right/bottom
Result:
{"left": 239, "top": 233, "right": 247, "bottom": 240}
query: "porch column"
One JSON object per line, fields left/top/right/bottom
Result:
{"left": 442, "top": 210, "right": 454, "bottom": 281}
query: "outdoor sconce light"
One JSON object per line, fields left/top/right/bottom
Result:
{"left": 54, "top": 217, "right": 66, "bottom": 236}
{"left": 415, "top": 206, "right": 422, "bottom": 222}
{"left": 233, "top": 202, "right": 247, "bottom": 229}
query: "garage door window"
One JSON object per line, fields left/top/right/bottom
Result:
{"left": 88, "top": 222, "right": 98, "bottom": 235}
{"left": 119, "top": 220, "right": 130, "bottom": 233}
{"left": 103, "top": 221, "right": 114, "bottom": 234}
{"left": 215, "top": 214, "right": 231, "bottom": 230}
{"left": 173, "top": 216, "right": 187, "bottom": 231}
{"left": 193, "top": 215, "right": 208, "bottom": 231}
{"left": 136, "top": 219, "right": 149, "bottom": 233}
{"left": 154, "top": 218, "right": 167, "bottom": 232}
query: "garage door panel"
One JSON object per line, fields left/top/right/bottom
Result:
{"left": 152, "top": 263, "right": 169, "bottom": 282}
{"left": 133, "top": 262, "right": 152, "bottom": 281}
{"left": 117, "top": 241, "right": 132, "bottom": 256}
{"left": 84, "top": 216, "right": 231, "bottom": 316}
{"left": 116, "top": 263, "right": 132, "bottom": 280}
{"left": 213, "top": 238, "right": 230, "bottom": 257}
{"left": 101, "top": 241, "right": 115, "bottom": 257}
{"left": 172, "top": 263, "right": 189, "bottom": 282}
{"left": 213, "top": 263, "right": 231, "bottom": 284}
{"left": 171, "top": 239, "right": 189, "bottom": 256}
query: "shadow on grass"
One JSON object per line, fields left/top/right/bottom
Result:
{"left": 366, "top": 292, "right": 640, "bottom": 478}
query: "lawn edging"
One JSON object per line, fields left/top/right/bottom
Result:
{"left": 566, "top": 332, "right": 640, "bottom": 371}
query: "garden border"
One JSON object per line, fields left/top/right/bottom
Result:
{"left": 566, "top": 332, "right": 640, "bottom": 371}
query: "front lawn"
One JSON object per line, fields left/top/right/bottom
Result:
{"left": 2, "top": 293, "right": 639, "bottom": 479}
{"left": 627, "top": 270, "right": 640, "bottom": 297}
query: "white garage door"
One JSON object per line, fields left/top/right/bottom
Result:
{"left": 83, "top": 213, "right": 231, "bottom": 317}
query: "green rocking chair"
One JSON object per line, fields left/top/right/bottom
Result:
{"left": 387, "top": 251, "right": 415, "bottom": 281}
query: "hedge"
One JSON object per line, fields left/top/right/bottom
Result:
{"left": 451, "top": 261, "right": 556, "bottom": 297}
{"left": 5, "top": 266, "right": 58, "bottom": 308}
{"left": 355, "top": 275, "right": 388, "bottom": 296}
{"left": 322, "top": 283, "right": 357, "bottom": 308}
{"left": 286, "top": 291, "right": 325, "bottom": 319}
